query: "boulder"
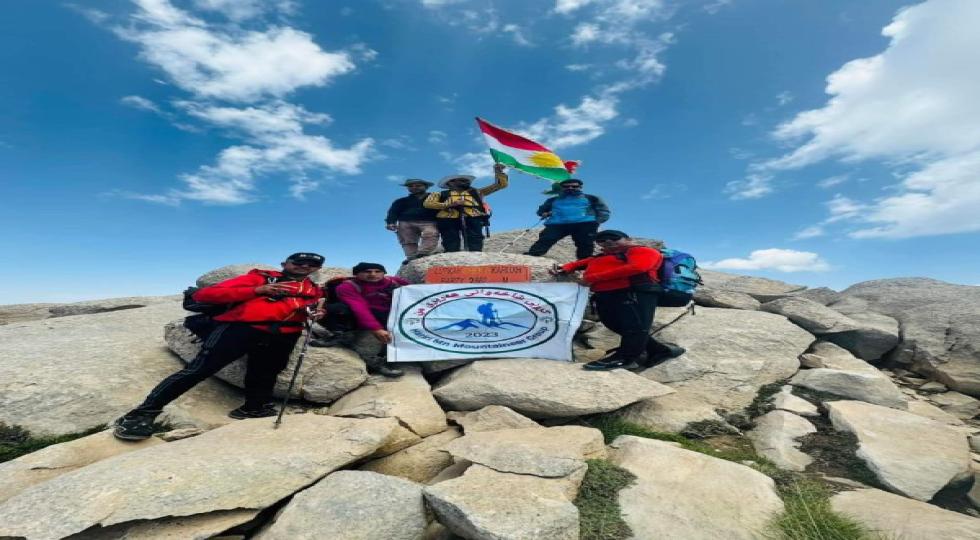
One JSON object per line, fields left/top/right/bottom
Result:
{"left": 613, "top": 392, "right": 729, "bottom": 433}
{"left": 790, "top": 368, "right": 908, "bottom": 409}
{"left": 431, "top": 359, "right": 674, "bottom": 419}
{"left": 771, "top": 386, "right": 819, "bottom": 417}
{"left": 69, "top": 509, "right": 259, "bottom": 540}
{"left": 826, "top": 400, "right": 971, "bottom": 501}
{"left": 831, "top": 488, "right": 980, "bottom": 540}
{"left": 254, "top": 471, "right": 426, "bottom": 540}
{"left": 644, "top": 307, "right": 812, "bottom": 412}
{"left": 165, "top": 321, "right": 367, "bottom": 403}
{"left": 700, "top": 274, "right": 807, "bottom": 302}
{"left": 324, "top": 368, "right": 447, "bottom": 438}
{"left": 398, "top": 251, "right": 564, "bottom": 284}
{"left": 424, "top": 464, "right": 582, "bottom": 540}
{"left": 0, "top": 302, "right": 240, "bottom": 437}
{"left": 746, "top": 410, "right": 816, "bottom": 471}
{"left": 0, "top": 429, "right": 165, "bottom": 504}
{"left": 906, "top": 400, "right": 965, "bottom": 426}
{"left": 446, "top": 405, "right": 540, "bottom": 433}
{"left": 692, "top": 287, "right": 761, "bottom": 310}
{"left": 442, "top": 426, "right": 605, "bottom": 478}
{"left": 840, "top": 278, "right": 980, "bottom": 397}
{"left": 0, "top": 295, "right": 180, "bottom": 325}
{"left": 761, "top": 297, "right": 898, "bottom": 360}
{"left": 360, "top": 428, "right": 462, "bottom": 483}
{"left": 609, "top": 436, "right": 784, "bottom": 539}
{"left": 482, "top": 229, "right": 662, "bottom": 263}
{"left": 928, "top": 391, "right": 980, "bottom": 419}
{"left": 798, "top": 341, "right": 876, "bottom": 371}
{"left": 0, "top": 416, "right": 400, "bottom": 540}
{"left": 787, "top": 287, "right": 842, "bottom": 306}
{"left": 920, "top": 381, "right": 950, "bottom": 393}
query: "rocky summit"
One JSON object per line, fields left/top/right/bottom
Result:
{"left": 1, "top": 242, "right": 978, "bottom": 539}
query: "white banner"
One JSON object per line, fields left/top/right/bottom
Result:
{"left": 387, "top": 283, "right": 589, "bottom": 362}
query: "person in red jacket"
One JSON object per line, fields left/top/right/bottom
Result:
{"left": 113, "top": 252, "right": 326, "bottom": 441}
{"left": 554, "top": 230, "right": 684, "bottom": 370}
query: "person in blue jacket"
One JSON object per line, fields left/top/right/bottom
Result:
{"left": 525, "top": 179, "right": 611, "bottom": 260}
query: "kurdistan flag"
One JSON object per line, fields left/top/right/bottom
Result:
{"left": 476, "top": 117, "right": 579, "bottom": 182}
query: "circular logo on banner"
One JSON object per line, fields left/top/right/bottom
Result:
{"left": 398, "top": 286, "right": 560, "bottom": 354}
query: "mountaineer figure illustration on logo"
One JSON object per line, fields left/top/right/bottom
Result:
{"left": 397, "top": 287, "right": 561, "bottom": 354}
{"left": 433, "top": 302, "right": 532, "bottom": 332}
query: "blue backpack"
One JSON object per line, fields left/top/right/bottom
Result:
{"left": 657, "top": 248, "right": 702, "bottom": 307}
{"left": 615, "top": 247, "right": 702, "bottom": 307}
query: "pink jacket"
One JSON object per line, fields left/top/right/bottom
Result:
{"left": 335, "top": 276, "right": 409, "bottom": 331}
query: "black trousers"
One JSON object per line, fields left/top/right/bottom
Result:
{"left": 135, "top": 323, "right": 299, "bottom": 413}
{"left": 593, "top": 289, "right": 671, "bottom": 359}
{"left": 437, "top": 216, "right": 486, "bottom": 252}
{"left": 526, "top": 221, "right": 599, "bottom": 260}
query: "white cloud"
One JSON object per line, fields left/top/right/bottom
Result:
{"left": 555, "top": 0, "right": 595, "bottom": 13}
{"left": 99, "top": 0, "right": 373, "bottom": 205}
{"left": 703, "top": 248, "right": 830, "bottom": 272}
{"left": 816, "top": 174, "right": 849, "bottom": 188}
{"left": 724, "top": 172, "right": 774, "bottom": 200}
{"left": 641, "top": 185, "right": 668, "bottom": 200}
{"left": 65, "top": 3, "right": 111, "bottom": 24}
{"left": 792, "top": 226, "right": 825, "bottom": 240}
{"left": 825, "top": 194, "right": 866, "bottom": 223}
{"left": 120, "top": 95, "right": 161, "bottom": 113}
{"left": 117, "top": 0, "right": 354, "bottom": 103}
{"left": 566, "top": 63, "right": 592, "bottom": 72}
{"left": 421, "top": 0, "right": 464, "bottom": 7}
{"left": 448, "top": 151, "right": 495, "bottom": 179}
{"left": 703, "top": 0, "right": 732, "bottom": 15}
{"left": 775, "top": 91, "right": 794, "bottom": 106}
{"left": 749, "top": 0, "right": 980, "bottom": 237}
{"left": 521, "top": 95, "right": 619, "bottom": 149}
{"left": 428, "top": 130, "right": 448, "bottom": 144}
{"left": 502, "top": 24, "right": 532, "bottom": 46}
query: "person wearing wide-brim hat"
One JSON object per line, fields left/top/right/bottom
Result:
{"left": 385, "top": 178, "right": 440, "bottom": 263}
{"left": 423, "top": 164, "right": 509, "bottom": 252}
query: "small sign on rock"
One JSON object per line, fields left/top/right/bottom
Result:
{"left": 425, "top": 265, "right": 531, "bottom": 284}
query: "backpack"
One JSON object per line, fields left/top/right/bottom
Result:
{"left": 439, "top": 188, "right": 492, "bottom": 218}
{"left": 613, "top": 247, "right": 702, "bottom": 307}
{"left": 322, "top": 277, "right": 403, "bottom": 331}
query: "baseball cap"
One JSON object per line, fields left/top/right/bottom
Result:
{"left": 594, "top": 230, "right": 629, "bottom": 241}
{"left": 285, "top": 252, "right": 324, "bottom": 265}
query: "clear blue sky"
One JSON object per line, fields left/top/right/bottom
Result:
{"left": 2, "top": 0, "right": 978, "bottom": 303}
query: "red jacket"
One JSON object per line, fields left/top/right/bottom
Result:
{"left": 193, "top": 269, "right": 322, "bottom": 334}
{"left": 561, "top": 246, "right": 663, "bottom": 292}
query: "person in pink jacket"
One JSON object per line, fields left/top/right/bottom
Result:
{"left": 335, "top": 262, "right": 409, "bottom": 377}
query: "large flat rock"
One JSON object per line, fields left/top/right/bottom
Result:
{"left": 398, "top": 251, "right": 563, "bottom": 283}
{"left": 790, "top": 368, "right": 908, "bottom": 409}
{"left": 700, "top": 274, "right": 806, "bottom": 302}
{"left": 827, "top": 400, "right": 971, "bottom": 500}
{"left": 761, "top": 297, "right": 899, "bottom": 360}
{"left": 0, "top": 430, "right": 165, "bottom": 504}
{"left": 424, "top": 463, "right": 582, "bottom": 540}
{"left": 446, "top": 405, "right": 540, "bottom": 434}
{"left": 325, "top": 368, "right": 447, "bottom": 438}
{"left": 431, "top": 358, "right": 674, "bottom": 418}
{"left": 747, "top": 410, "right": 816, "bottom": 472}
{"left": 831, "top": 488, "right": 980, "bottom": 539}
{"left": 442, "top": 425, "right": 605, "bottom": 478}
{"left": 609, "top": 436, "right": 784, "bottom": 539}
{"left": 165, "top": 321, "right": 367, "bottom": 403}
{"left": 613, "top": 392, "right": 729, "bottom": 433}
{"left": 360, "top": 427, "right": 462, "bottom": 483}
{"left": 0, "top": 303, "right": 240, "bottom": 437}
{"left": 0, "top": 295, "right": 181, "bottom": 325}
{"left": 0, "top": 416, "right": 399, "bottom": 540}
{"left": 254, "top": 471, "right": 426, "bottom": 540}
{"left": 645, "top": 307, "right": 813, "bottom": 412}
{"left": 840, "top": 278, "right": 980, "bottom": 397}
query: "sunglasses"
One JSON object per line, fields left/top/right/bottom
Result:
{"left": 563, "top": 185, "right": 583, "bottom": 189}
{"left": 595, "top": 237, "right": 623, "bottom": 244}
{"left": 288, "top": 261, "right": 322, "bottom": 267}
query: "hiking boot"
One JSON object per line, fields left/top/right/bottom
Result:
{"left": 365, "top": 355, "right": 404, "bottom": 378}
{"left": 644, "top": 341, "right": 686, "bottom": 367}
{"left": 228, "top": 403, "right": 278, "bottom": 419}
{"left": 113, "top": 410, "right": 160, "bottom": 441}
{"left": 582, "top": 352, "right": 640, "bottom": 371}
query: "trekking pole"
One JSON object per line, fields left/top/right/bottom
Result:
{"left": 497, "top": 216, "right": 545, "bottom": 253}
{"left": 650, "top": 302, "right": 695, "bottom": 336}
{"left": 273, "top": 299, "right": 323, "bottom": 429}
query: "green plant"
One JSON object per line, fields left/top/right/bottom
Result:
{"left": 574, "top": 459, "right": 637, "bottom": 540}
{"left": 769, "top": 479, "right": 871, "bottom": 540}
{"left": 0, "top": 422, "right": 105, "bottom": 463}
